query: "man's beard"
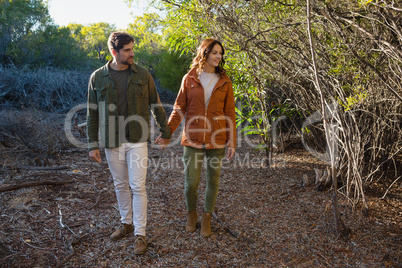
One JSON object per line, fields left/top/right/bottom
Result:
{"left": 122, "top": 58, "right": 133, "bottom": 66}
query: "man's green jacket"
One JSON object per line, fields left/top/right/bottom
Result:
{"left": 86, "top": 61, "right": 171, "bottom": 151}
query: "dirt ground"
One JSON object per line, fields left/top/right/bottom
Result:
{"left": 0, "top": 113, "right": 401, "bottom": 268}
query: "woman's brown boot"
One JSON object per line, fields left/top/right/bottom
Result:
{"left": 185, "top": 210, "right": 197, "bottom": 232}
{"left": 200, "top": 212, "right": 212, "bottom": 237}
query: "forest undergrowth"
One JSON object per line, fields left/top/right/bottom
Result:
{"left": 0, "top": 107, "right": 400, "bottom": 267}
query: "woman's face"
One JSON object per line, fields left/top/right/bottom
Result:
{"left": 205, "top": 44, "right": 223, "bottom": 69}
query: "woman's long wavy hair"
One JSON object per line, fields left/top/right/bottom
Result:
{"left": 191, "top": 38, "right": 226, "bottom": 77}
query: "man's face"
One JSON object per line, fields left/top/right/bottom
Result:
{"left": 115, "top": 42, "right": 134, "bottom": 66}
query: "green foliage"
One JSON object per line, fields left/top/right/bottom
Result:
{"left": 125, "top": 12, "right": 192, "bottom": 92}
{"left": 0, "top": 0, "right": 100, "bottom": 69}
{"left": 339, "top": 90, "right": 367, "bottom": 111}
{"left": 127, "top": 13, "right": 163, "bottom": 70}
{"left": 358, "top": 0, "right": 374, "bottom": 6}
{"left": 0, "top": 0, "right": 51, "bottom": 63}
{"left": 8, "top": 25, "right": 89, "bottom": 69}
{"left": 154, "top": 49, "right": 192, "bottom": 92}
{"left": 1, "top": 1, "right": 194, "bottom": 91}
{"left": 79, "top": 22, "right": 116, "bottom": 64}
{"left": 160, "top": 0, "right": 208, "bottom": 55}
{"left": 0, "top": 0, "right": 50, "bottom": 38}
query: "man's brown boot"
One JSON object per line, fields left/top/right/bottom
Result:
{"left": 110, "top": 224, "right": 134, "bottom": 241}
{"left": 200, "top": 212, "right": 212, "bottom": 237}
{"left": 185, "top": 210, "right": 197, "bottom": 232}
{"left": 134, "top": 235, "right": 147, "bottom": 255}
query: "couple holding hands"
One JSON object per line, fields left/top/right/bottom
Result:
{"left": 87, "top": 32, "right": 236, "bottom": 255}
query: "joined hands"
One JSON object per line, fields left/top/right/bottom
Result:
{"left": 155, "top": 133, "right": 170, "bottom": 149}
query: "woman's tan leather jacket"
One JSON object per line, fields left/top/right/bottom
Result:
{"left": 168, "top": 68, "right": 236, "bottom": 149}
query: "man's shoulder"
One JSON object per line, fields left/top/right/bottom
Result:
{"left": 91, "top": 64, "right": 108, "bottom": 77}
{"left": 89, "top": 64, "right": 109, "bottom": 83}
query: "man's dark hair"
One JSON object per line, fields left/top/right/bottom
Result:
{"left": 108, "top": 32, "right": 134, "bottom": 53}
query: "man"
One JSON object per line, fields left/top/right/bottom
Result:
{"left": 86, "top": 32, "right": 171, "bottom": 255}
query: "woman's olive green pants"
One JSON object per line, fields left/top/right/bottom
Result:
{"left": 183, "top": 146, "right": 226, "bottom": 213}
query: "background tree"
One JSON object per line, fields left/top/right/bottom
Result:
{"left": 0, "top": 0, "right": 95, "bottom": 69}
{"left": 79, "top": 22, "right": 116, "bottom": 64}
{"left": 127, "top": 13, "right": 164, "bottom": 71}
{"left": 127, "top": 12, "right": 192, "bottom": 92}
{"left": 0, "top": 0, "right": 50, "bottom": 64}
{"left": 8, "top": 24, "right": 89, "bottom": 68}
{"left": 147, "top": 0, "right": 401, "bottom": 223}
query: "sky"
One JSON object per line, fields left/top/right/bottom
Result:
{"left": 47, "top": 0, "right": 154, "bottom": 30}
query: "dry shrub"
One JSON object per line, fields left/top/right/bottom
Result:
{"left": 0, "top": 65, "right": 89, "bottom": 113}
{"left": 0, "top": 109, "right": 71, "bottom": 158}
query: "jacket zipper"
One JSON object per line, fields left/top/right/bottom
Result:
{"left": 203, "top": 110, "right": 207, "bottom": 142}
{"left": 199, "top": 77, "right": 227, "bottom": 144}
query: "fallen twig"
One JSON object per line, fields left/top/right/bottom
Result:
{"left": 78, "top": 183, "right": 100, "bottom": 209}
{"left": 0, "top": 179, "right": 74, "bottom": 192}
{"left": 56, "top": 205, "right": 90, "bottom": 267}
{"left": 88, "top": 195, "right": 101, "bottom": 210}
{"left": 212, "top": 212, "right": 238, "bottom": 239}
{"left": 55, "top": 234, "right": 89, "bottom": 268}
{"left": 18, "top": 165, "right": 70, "bottom": 170}
{"left": 20, "top": 238, "right": 52, "bottom": 250}
{"left": 0, "top": 254, "right": 17, "bottom": 262}
{"left": 58, "top": 204, "right": 77, "bottom": 236}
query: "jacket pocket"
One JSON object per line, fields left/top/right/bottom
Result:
{"left": 217, "top": 86, "right": 228, "bottom": 93}
{"left": 212, "top": 86, "right": 228, "bottom": 107}
{"left": 130, "top": 79, "right": 148, "bottom": 98}
{"left": 97, "top": 85, "right": 109, "bottom": 102}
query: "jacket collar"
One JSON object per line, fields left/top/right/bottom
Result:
{"left": 187, "top": 68, "right": 230, "bottom": 88}
{"left": 102, "top": 60, "right": 139, "bottom": 76}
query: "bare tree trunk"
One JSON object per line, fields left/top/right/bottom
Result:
{"left": 306, "top": 0, "right": 341, "bottom": 236}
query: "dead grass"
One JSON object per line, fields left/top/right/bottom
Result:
{"left": 8, "top": 189, "right": 38, "bottom": 210}
{"left": 0, "top": 66, "right": 88, "bottom": 113}
{"left": 0, "top": 109, "right": 73, "bottom": 168}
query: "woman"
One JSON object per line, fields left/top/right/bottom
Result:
{"left": 157, "top": 38, "right": 236, "bottom": 237}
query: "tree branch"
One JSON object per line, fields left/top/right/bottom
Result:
{"left": 0, "top": 180, "right": 74, "bottom": 192}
